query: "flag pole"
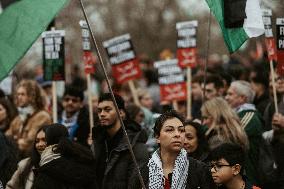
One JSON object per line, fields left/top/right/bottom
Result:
{"left": 78, "top": 1, "right": 146, "bottom": 188}
{"left": 269, "top": 60, "right": 279, "bottom": 114}
{"left": 86, "top": 73, "right": 94, "bottom": 142}
{"left": 52, "top": 81, "right": 58, "bottom": 123}
{"left": 202, "top": 10, "right": 212, "bottom": 103}
{"left": 51, "top": 27, "right": 58, "bottom": 123}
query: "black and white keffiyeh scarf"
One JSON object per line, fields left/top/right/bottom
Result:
{"left": 148, "top": 148, "right": 189, "bottom": 189}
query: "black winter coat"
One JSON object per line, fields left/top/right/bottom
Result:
{"left": 92, "top": 120, "right": 150, "bottom": 189}
{"left": 32, "top": 157, "right": 97, "bottom": 189}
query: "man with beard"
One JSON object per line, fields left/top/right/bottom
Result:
{"left": 92, "top": 93, "right": 149, "bottom": 189}
{"left": 59, "top": 85, "right": 89, "bottom": 146}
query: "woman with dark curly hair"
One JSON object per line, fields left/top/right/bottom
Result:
{"left": 133, "top": 110, "right": 216, "bottom": 189}
{"left": 184, "top": 120, "right": 210, "bottom": 162}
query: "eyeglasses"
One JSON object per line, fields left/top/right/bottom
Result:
{"left": 209, "top": 163, "right": 232, "bottom": 172}
{"left": 63, "top": 97, "right": 80, "bottom": 103}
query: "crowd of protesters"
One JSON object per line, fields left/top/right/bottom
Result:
{"left": 0, "top": 51, "right": 284, "bottom": 189}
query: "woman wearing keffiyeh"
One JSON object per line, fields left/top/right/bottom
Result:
{"left": 134, "top": 110, "right": 216, "bottom": 189}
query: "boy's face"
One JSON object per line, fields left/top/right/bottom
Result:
{"left": 210, "top": 158, "right": 240, "bottom": 185}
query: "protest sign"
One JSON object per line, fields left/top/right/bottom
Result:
{"left": 262, "top": 9, "right": 277, "bottom": 62}
{"left": 42, "top": 30, "right": 65, "bottom": 81}
{"left": 276, "top": 18, "right": 284, "bottom": 76}
{"left": 154, "top": 59, "right": 186, "bottom": 101}
{"left": 103, "top": 34, "right": 141, "bottom": 84}
{"left": 79, "top": 20, "right": 95, "bottom": 74}
{"left": 176, "top": 21, "right": 198, "bottom": 68}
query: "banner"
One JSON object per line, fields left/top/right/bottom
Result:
{"left": 103, "top": 34, "right": 141, "bottom": 83}
{"left": 276, "top": 18, "right": 284, "bottom": 76}
{"left": 42, "top": 30, "right": 65, "bottom": 81}
{"left": 205, "top": 0, "right": 264, "bottom": 53}
{"left": 262, "top": 9, "right": 277, "bottom": 62}
{"left": 79, "top": 20, "right": 95, "bottom": 74}
{"left": 176, "top": 21, "right": 198, "bottom": 68}
{"left": 154, "top": 59, "right": 186, "bottom": 101}
{"left": 0, "top": 0, "right": 69, "bottom": 81}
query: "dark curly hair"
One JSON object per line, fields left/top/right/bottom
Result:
{"left": 153, "top": 109, "right": 184, "bottom": 137}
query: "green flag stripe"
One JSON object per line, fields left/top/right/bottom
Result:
{"left": 0, "top": 0, "right": 69, "bottom": 81}
{"left": 205, "top": 0, "right": 248, "bottom": 53}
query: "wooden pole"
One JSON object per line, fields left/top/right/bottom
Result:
{"left": 128, "top": 80, "right": 140, "bottom": 106}
{"left": 172, "top": 100, "right": 178, "bottom": 111}
{"left": 270, "top": 60, "right": 279, "bottom": 114}
{"left": 86, "top": 74, "right": 94, "bottom": 139}
{"left": 186, "top": 67, "right": 192, "bottom": 119}
{"left": 52, "top": 81, "right": 58, "bottom": 123}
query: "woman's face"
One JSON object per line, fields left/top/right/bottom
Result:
{"left": 134, "top": 110, "right": 144, "bottom": 125}
{"left": 35, "top": 130, "right": 47, "bottom": 154}
{"left": 201, "top": 110, "right": 213, "bottom": 127}
{"left": 156, "top": 117, "right": 185, "bottom": 153}
{"left": 184, "top": 125, "right": 198, "bottom": 153}
{"left": 0, "top": 104, "right": 7, "bottom": 123}
{"left": 140, "top": 93, "right": 153, "bottom": 110}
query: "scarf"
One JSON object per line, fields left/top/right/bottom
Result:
{"left": 39, "top": 145, "right": 61, "bottom": 166}
{"left": 17, "top": 105, "right": 34, "bottom": 122}
{"left": 148, "top": 148, "right": 189, "bottom": 189}
{"left": 235, "top": 103, "right": 256, "bottom": 113}
{"left": 60, "top": 111, "right": 79, "bottom": 139}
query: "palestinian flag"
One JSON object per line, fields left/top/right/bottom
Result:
{"left": 205, "top": 0, "right": 264, "bottom": 53}
{"left": 0, "top": 0, "right": 69, "bottom": 81}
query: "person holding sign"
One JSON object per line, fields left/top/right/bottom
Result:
{"left": 91, "top": 93, "right": 149, "bottom": 189}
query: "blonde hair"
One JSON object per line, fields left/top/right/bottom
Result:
{"left": 201, "top": 97, "right": 248, "bottom": 149}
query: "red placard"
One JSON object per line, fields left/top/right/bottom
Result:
{"left": 83, "top": 51, "right": 95, "bottom": 74}
{"left": 277, "top": 52, "right": 284, "bottom": 75}
{"left": 111, "top": 58, "right": 141, "bottom": 84}
{"left": 160, "top": 82, "right": 187, "bottom": 101}
{"left": 177, "top": 48, "right": 197, "bottom": 68}
{"left": 276, "top": 19, "right": 284, "bottom": 76}
{"left": 265, "top": 38, "right": 277, "bottom": 62}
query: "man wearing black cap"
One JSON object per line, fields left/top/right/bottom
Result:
{"left": 58, "top": 85, "right": 89, "bottom": 146}
{"left": 92, "top": 93, "right": 149, "bottom": 189}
